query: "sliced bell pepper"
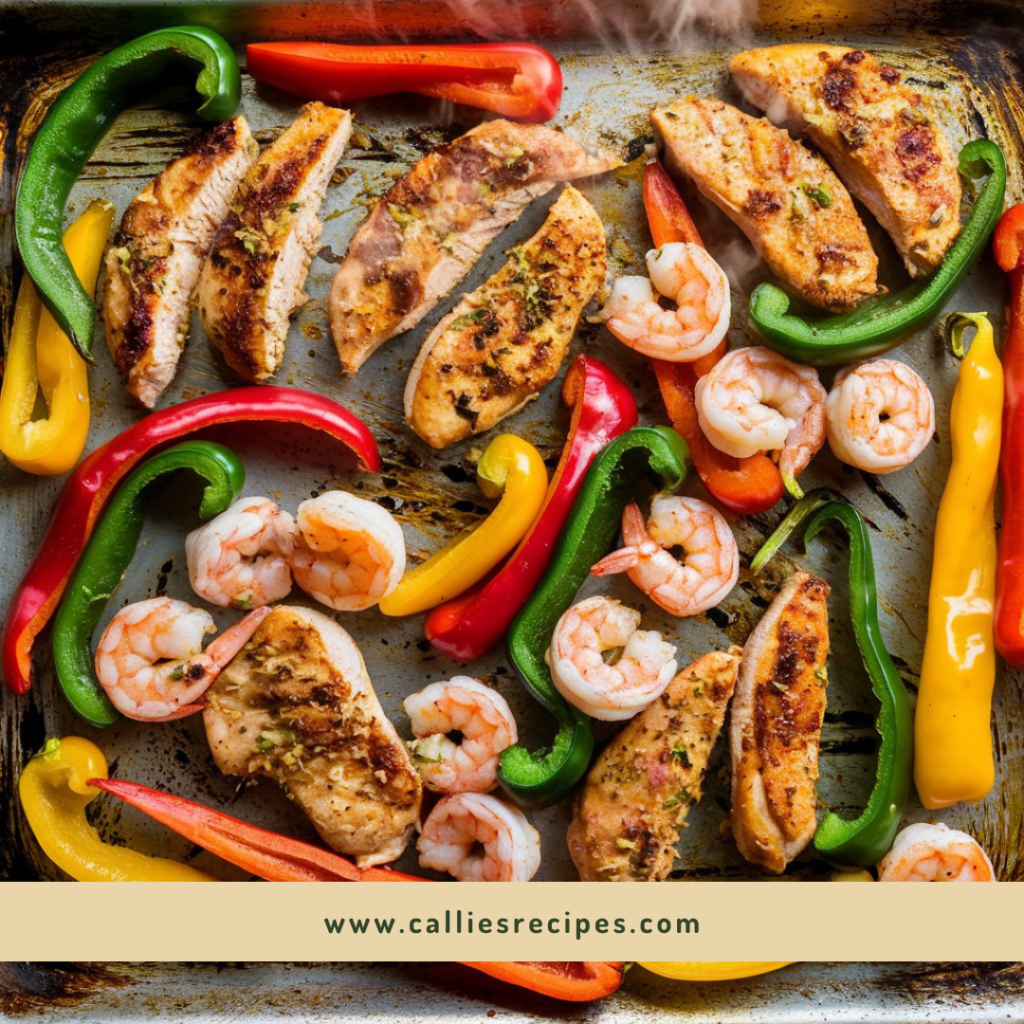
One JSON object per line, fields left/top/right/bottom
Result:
{"left": 638, "top": 963, "right": 794, "bottom": 982}
{"left": 0, "top": 200, "right": 112, "bottom": 475}
{"left": 16, "top": 26, "right": 240, "bottom": 359}
{"left": 462, "top": 962, "right": 624, "bottom": 1001}
{"left": 51, "top": 441, "right": 246, "bottom": 728}
{"left": 993, "top": 205, "right": 1024, "bottom": 666}
{"left": 642, "top": 161, "right": 784, "bottom": 514}
{"left": 753, "top": 490, "right": 913, "bottom": 867}
{"left": 915, "top": 313, "right": 1003, "bottom": 808}
{"left": 424, "top": 356, "right": 637, "bottom": 661}
{"left": 2, "top": 386, "right": 378, "bottom": 697}
{"left": 499, "top": 426, "right": 688, "bottom": 807}
{"left": 748, "top": 140, "right": 1007, "bottom": 365}
{"left": 247, "top": 42, "right": 562, "bottom": 123}
{"left": 89, "top": 775, "right": 422, "bottom": 882}
{"left": 19, "top": 737, "right": 214, "bottom": 881}
{"left": 379, "top": 434, "right": 547, "bottom": 617}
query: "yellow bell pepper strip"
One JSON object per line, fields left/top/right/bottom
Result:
{"left": 379, "top": 433, "right": 547, "bottom": 617}
{"left": 18, "top": 736, "right": 214, "bottom": 881}
{"left": 914, "top": 312, "right": 1004, "bottom": 809}
{"left": 637, "top": 963, "right": 795, "bottom": 982}
{"left": 0, "top": 200, "right": 112, "bottom": 474}
{"left": 830, "top": 869, "right": 875, "bottom": 881}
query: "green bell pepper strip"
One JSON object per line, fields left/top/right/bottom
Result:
{"left": 498, "top": 426, "right": 689, "bottom": 807}
{"left": 16, "top": 26, "right": 241, "bottom": 361}
{"left": 51, "top": 440, "right": 245, "bottom": 727}
{"left": 748, "top": 139, "right": 1006, "bottom": 366}
{"left": 752, "top": 489, "right": 913, "bottom": 867}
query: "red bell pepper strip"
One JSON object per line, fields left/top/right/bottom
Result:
{"left": 424, "top": 356, "right": 637, "bottom": 660}
{"left": 643, "top": 161, "right": 784, "bottom": 515}
{"left": 994, "top": 204, "right": 1024, "bottom": 666}
{"left": 462, "top": 962, "right": 625, "bottom": 1001}
{"left": 89, "top": 776, "right": 421, "bottom": 882}
{"left": 247, "top": 42, "right": 562, "bottom": 123}
{"left": 2, "top": 386, "right": 379, "bottom": 696}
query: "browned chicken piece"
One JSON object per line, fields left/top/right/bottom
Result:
{"left": 204, "top": 605, "right": 422, "bottom": 867}
{"left": 730, "top": 45, "right": 962, "bottom": 277}
{"left": 730, "top": 572, "right": 830, "bottom": 874}
{"left": 103, "top": 116, "right": 258, "bottom": 407}
{"left": 567, "top": 649, "right": 741, "bottom": 882}
{"left": 329, "top": 120, "right": 620, "bottom": 374}
{"left": 198, "top": 102, "right": 352, "bottom": 382}
{"left": 651, "top": 97, "right": 878, "bottom": 312}
{"left": 404, "top": 186, "right": 606, "bottom": 449}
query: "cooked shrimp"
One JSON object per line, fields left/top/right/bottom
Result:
{"left": 546, "top": 595, "right": 677, "bottom": 722}
{"left": 599, "top": 242, "right": 730, "bottom": 362}
{"left": 404, "top": 677, "right": 518, "bottom": 794}
{"left": 417, "top": 792, "right": 541, "bottom": 882}
{"left": 878, "top": 822, "right": 995, "bottom": 882}
{"left": 695, "top": 345, "right": 826, "bottom": 495}
{"left": 291, "top": 491, "right": 406, "bottom": 611}
{"left": 95, "top": 597, "right": 270, "bottom": 722}
{"left": 592, "top": 496, "right": 739, "bottom": 617}
{"left": 185, "top": 496, "right": 296, "bottom": 609}
{"left": 826, "top": 359, "right": 935, "bottom": 474}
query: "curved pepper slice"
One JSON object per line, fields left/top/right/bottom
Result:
{"left": 0, "top": 200, "right": 112, "bottom": 475}
{"left": 753, "top": 490, "right": 913, "bottom": 867}
{"left": 19, "top": 737, "right": 214, "bottom": 881}
{"left": 993, "top": 205, "right": 1024, "bottom": 666}
{"left": 915, "top": 313, "right": 1003, "bottom": 808}
{"left": 748, "top": 140, "right": 1007, "bottom": 365}
{"left": 638, "top": 963, "right": 794, "bottom": 982}
{"left": 379, "top": 434, "right": 547, "bottom": 617}
{"left": 462, "top": 962, "right": 625, "bottom": 1001}
{"left": 643, "top": 161, "right": 784, "bottom": 514}
{"left": 51, "top": 441, "right": 245, "bottom": 727}
{"left": 90, "top": 776, "right": 422, "bottom": 882}
{"left": 499, "top": 426, "right": 688, "bottom": 807}
{"left": 16, "top": 26, "right": 241, "bottom": 359}
{"left": 424, "top": 356, "right": 636, "bottom": 660}
{"left": 2, "top": 386, "right": 378, "bottom": 696}
{"left": 247, "top": 42, "right": 562, "bottom": 123}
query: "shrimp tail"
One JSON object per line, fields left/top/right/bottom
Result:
{"left": 591, "top": 546, "right": 642, "bottom": 576}
{"left": 204, "top": 605, "right": 272, "bottom": 667}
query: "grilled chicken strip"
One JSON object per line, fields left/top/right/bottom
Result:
{"left": 651, "top": 97, "right": 877, "bottom": 312}
{"left": 103, "top": 117, "right": 258, "bottom": 407}
{"left": 404, "top": 186, "right": 606, "bottom": 449}
{"left": 198, "top": 101, "right": 352, "bottom": 382}
{"left": 204, "top": 605, "right": 422, "bottom": 867}
{"left": 730, "top": 45, "right": 962, "bottom": 277}
{"left": 567, "top": 649, "right": 741, "bottom": 882}
{"left": 329, "top": 119, "right": 619, "bottom": 374}
{"left": 730, "top": 572, "right": 830, "bottom": 874}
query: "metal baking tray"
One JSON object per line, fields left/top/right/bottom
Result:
{"left": 2, "top": 0, "right": 1024, "bottom": 901}
{"left": 2, "top": 961, "right": 1024, "bottom": 1022}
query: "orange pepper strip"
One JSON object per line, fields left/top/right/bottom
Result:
{"left": 461, "top": 962, "right": 625, "bottom": 1001}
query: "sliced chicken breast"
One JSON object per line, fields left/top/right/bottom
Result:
{"left": 204, "top": 605, "right": 422, "bottom": 867}
{"left": 730, "top": 572, "right": 830, "bottom": 874}
{"left": 198, "top": 101, "right": 351, "bottom": 382}
{"left": 329, "top": 120, "right": 620, "bottom": 374}
{"left": 651, "top": 97, "right": 878, "bottom": 312}
{"left": 404, "top": 185, "right": 606, "bottom": 449}
{"left": 730, "top": 45, "right": 962, "bottom": 277}
{"left": 103, "top": 116, "right": 258, "bottom": 407}
{"left": 567, "top": 649, "right": 741, "bottom": 882}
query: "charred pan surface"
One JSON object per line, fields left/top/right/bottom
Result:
{"left": 568, "top": 649, "right": 741, "bottom": 881}
{"left": 404, "top": 185, "right": 607, "bottom": 449}
{"left": 651, "top": 96, "right": 878, "bottom": 312}
{"left": 730, "top": 572, "right": 830, "bottom": 874}
{"left": 730, "top": 44, "right": 962, "bottom": 276}
{"left": 329, "top": 119, "right": 620, "bottom": 373}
